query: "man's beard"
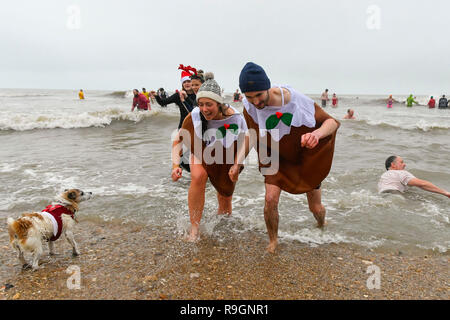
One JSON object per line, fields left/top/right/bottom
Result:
{"left": 255, "top": 90, "right": 270, "bottom": 109}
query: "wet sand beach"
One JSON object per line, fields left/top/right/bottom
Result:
{"left": 0, "top": 219, "right": 448, "bottom": 300}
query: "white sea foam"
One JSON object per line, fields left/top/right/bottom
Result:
{"left": 0, "top": 163, "right": 20, "bottom": 173}
{"left": 0, "top": 108, "right": 161, "bottom": 131}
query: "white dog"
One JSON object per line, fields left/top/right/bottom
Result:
{"left": 7, "top": 189, "right": 92, "bottom": 270}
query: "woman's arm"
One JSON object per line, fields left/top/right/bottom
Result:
{"left": 155, "top": 92, "right": 180, "bottom": 107}
{"left": 171, "top": 131, "right": 183, "bottom": 181}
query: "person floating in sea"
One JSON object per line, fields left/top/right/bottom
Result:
{"left": 131, "top": 89, "right": 150, "bottom": 111}
{"left": 321, "top": 89, "right": 329, "bottom": 108}
{"left": 343, "top": 109, "right": 356, "bottom": 119}
{"left": 438, "top": 95, "right": 448, "bottom": 109}
{"left": 236, "top": 62, "right": 340, "bottom": 253}
{"left": 406, "top": 94, "right": 418, "bottom": 107}
{"left": 78, "top": 89, "right": 84, "bottom": 100}
{"left": 331, "top": 93, "right": 338, "bottom": 107}
{"left": 387, "top": 95, "right": 394, "bottom": 108}
{"left": 171, "top": 73, "right": 248, "bottom": 241}
{"left": 378, "top": 156, "right": 450, "bottom": 198}
{"left": 427, "top": 96, "right": 436, "bottom": 109}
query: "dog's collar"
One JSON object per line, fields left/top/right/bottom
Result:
{"left": 51, "top": 200, "right": 76, "bottom": 214}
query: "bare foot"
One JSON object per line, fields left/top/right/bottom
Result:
{"left": 184, "top": 226, "right": 200, "bottom": 242}
{"left": 266, "top": 240, "right": 278, "bottom": 254}
{"left": 313, "top": 206, "right": 327, "bottom": 228}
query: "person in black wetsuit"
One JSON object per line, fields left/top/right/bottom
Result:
{"left": 154, "top": 78, "right": 196, "bottom": 129}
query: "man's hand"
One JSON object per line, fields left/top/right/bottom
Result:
{"left": 228, "top": 164, "right": 241, "bottom": 182}
{"left": 171, "top": 167, "right": 182, "bottom": 181}
{"left": 301, "top": 131, "right": 321, "bottom": 149}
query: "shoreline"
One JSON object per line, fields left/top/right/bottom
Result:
{"left": 0, "top": 219, "right": 448, "bottom": 300}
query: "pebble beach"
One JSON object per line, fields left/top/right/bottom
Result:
{"left": 0, "top": 219, "right": 448, "bottom": 300}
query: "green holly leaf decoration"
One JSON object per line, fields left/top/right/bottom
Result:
{"left": 265, "top": 112, "right": 293, "bottom": 129}
{"left": 228, "top": 124, "right": 239, "bottom": 134}
{"left": 266, "top": 114, "right": 280, "bottom": 130}
{"left": 216, "top": 126, "right": 227, "bottom": 139}
{"left": 216, "top": 124, "right": 239, "bottom": 139}
{"left": 280, "top": 113, "right": 293, "bottom": 126}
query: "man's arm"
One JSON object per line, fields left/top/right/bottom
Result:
{"left": 407, "top": 178, "right": 450, "bottom": 198}
{"left": 301, "top": 117, "right": 339, "bottom": 149}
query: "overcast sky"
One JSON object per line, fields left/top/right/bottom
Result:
{"left": 1, "top": 0, "right": 449, "bottom": 94}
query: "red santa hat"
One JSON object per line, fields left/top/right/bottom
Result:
{"left": 180, "top": 70, "right": 192, "bottom": 84}
{"left": 178, "top": 64, "right": 197, "bottom": 84}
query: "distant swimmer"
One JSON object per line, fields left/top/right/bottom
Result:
{"left": 428, "top": 96, "right": 436, "bottom": 108}
{"left": 157, "top": 88, "right": 168, "bottom": 99}
{"left": 131, "top": 89, "right": 149, "bottom": 111}
{"left": 438, "top": 95, "right": 448, "bottom": 109}
{"left": 378, "top": 156, "right": 450, "bottom": 198}
{"left": 141, "top": 88, "right": 152, "bottom": 110}
{"left": 233, "top": 89, "right": 241, "bottom": 102}
{"left": 406, "top": 94, "right": 418, "bottom": 107}
{"left": 387, "top": 95, "right": 394, "bottom": 108}
{"left": 343, "top": 109, "right": 356, "bottom": 119}
{"left": 78, "top": 89, "right": 84, "bottom": 100}
{"left": 331, "top": 93, "right": 338, "bottom": 107}
{"left": 321, "top": 89, "right": 329, "bottom": 108}
{"left": 142, "top": 88, "right": 150, "bottom": 99}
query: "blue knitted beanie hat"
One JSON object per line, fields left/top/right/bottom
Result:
{"left": 239, "top": 62, "right": 271, "bottom": 93}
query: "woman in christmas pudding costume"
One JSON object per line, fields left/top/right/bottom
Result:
{"left": 171, "top": 73, "right": 248, "bottom": 241}
{"left": 236, "top": 62, "right": 340, "bottom": 253}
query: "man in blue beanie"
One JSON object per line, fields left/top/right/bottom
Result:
{"left": 231, "top": 62, "right": 340, "bottom": 253}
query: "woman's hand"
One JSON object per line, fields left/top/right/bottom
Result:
{"left": 177, "top": 90, "right": 187, "bottom": 102}
{"left": 171, "top": 167, "right": 183, "bottom": 181}
{"left": 228, "top": 164, "right": 241, "bottom": 182}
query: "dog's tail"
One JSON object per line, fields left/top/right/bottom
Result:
{"left": 7, "top": 217, "right": 30, "bottom": 242}
{"left": 7, "top": 218, "right": 18, "bottom": 242}
{"left": 7, "top": 217, "right": 14, "bottom": 226}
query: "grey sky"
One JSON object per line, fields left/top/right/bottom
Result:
{"left": 1, "top": 0, "right": 449, "bottom": 94}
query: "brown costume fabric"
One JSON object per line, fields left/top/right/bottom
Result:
{"left": 243, "top": 104, "right": 340, "bottom": 194}
{"left": 180, "top": 114, "right": 241, "bottom": 197}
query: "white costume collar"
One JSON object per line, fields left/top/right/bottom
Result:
{"left": 243, "top": 85, "right": 316, "bottom": 141}
{"left": 192, "top": 106, "right": 248, "bottom": 148}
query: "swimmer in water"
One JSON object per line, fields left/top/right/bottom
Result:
{"left": 387, "top": 95, "right": 393, "bottom": 108}
{"left": 343, "top": 109, "right": 356, "bottom": 119}
{"left": 378, "top": 156, "right": 450, "bottom": 198}
{"left": 331, "top": 93, "right": 338, "bottom": 107}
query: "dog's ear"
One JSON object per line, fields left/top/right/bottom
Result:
{"left": 68, "top": 191, "right": 77, "bottom": 200}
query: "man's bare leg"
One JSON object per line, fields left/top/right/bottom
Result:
{"left": 217, "top": 192, "right": 232, "bottom": 215}
{"left": 264, "top": 183, "right": 282, "bottom": 253}
{"left": 187, "top": 162, "right": 208, "bottom": 241}
{"left": 306, "top": 188, "right": 326, "bottom": 228}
